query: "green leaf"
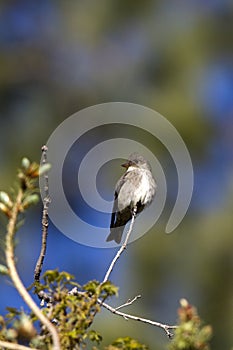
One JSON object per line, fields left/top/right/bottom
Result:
{"left": 84, "top": 280, "right": 100, "bottom": 294}
{"left": 100, "top": 281, "right": 118, "bottom": 297}
{"left": 0, "top": 264, "right": 9, "bottom": 275}
{"left": 22, "top": 193, "right": 40, "bottom": 209}
{"left": 0, "top": 191, "right": 13, "bottom": 208}
{"left": 88, "top": 330, "right": 103, "bottom": 344}
{"left": 21, "top": 157, "right": 31, "bottom": 170}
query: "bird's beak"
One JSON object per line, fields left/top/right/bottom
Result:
{"left": 121, "top": 160, "right": 132, "bottom": 168}
{"left": 121, "top": 161, "right": 129, "bottom": 168}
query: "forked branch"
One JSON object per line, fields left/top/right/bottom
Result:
{"left": 100, "top": 298, "right": 177, "bottom": 338}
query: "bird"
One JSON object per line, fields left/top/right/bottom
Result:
{"left": 106, "top": 153, "right": 156, "bottom": 244}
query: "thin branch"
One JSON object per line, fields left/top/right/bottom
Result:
{"left": 115, "top": 294, "right": 141, "bottom": 310}
{"left": 69, "top": 289, "right": 176, "bottom": 338}
{"left": 34, "top": 145, "right": 50, "bottom": 283}
{"left": 5, "top": 188, "right": 60, "bottom": 350}
{"left": 103, "top": 208, "right": 137, "bottom": 283}
{"left": 0, "top": 340, "right": 39, "bottom": 350}
{"left": 99, "top": 299, "right": 177, "bottom": 338}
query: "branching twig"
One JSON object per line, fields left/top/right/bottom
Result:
{"left": 0, "top": 340, "right": 39, "bottom": 350}
{"left": 99, "top": 298, "right": 177, "bottom": 338}
{"left": 34, "top": 145, "right": 50, "bottom": 283}
{"left": 69, "top": 288, "right": 176, "bottom": 338}
{"left": 5, "top": 188, "right": 60, "bottom": 350}
{"left": 115, "top": 294, "right": 141, "bottom": 310}
{"left": 103, "top": 208, "right": 137, "bottom": 283}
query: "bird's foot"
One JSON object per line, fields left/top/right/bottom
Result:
{"left": 131, "top": 206, "right": 137, "bottom": 218}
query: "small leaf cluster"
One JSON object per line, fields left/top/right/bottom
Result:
{"left": 32, "top": 270, "right": 118, "bottom": 349}
{"left": 168, "top": 299, "right": 212, "bottom": 350}
{"left": 0, "top": 157, "right": 48, "bottom": 219}
{"left": 106, "top": 336, "right": 148, "bottom": 350}
{"left": 0, "top": 308, "right": 36, "bottom": 345}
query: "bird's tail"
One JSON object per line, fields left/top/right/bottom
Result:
{"left": 106, "top": 227, "right": 124, "bottom": 244}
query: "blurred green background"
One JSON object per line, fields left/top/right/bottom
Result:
{"left": 0, "top": 1, "right": 233, "bottom": 349}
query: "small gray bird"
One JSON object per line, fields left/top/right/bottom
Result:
{"left": 106, "top": 153, "right": 156, "bottom": 244}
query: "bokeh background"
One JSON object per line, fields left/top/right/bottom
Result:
{"left": 0, "top": 1, "right": 233, "bottom": 349}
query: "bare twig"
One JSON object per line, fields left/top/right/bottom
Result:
{"left": 69, "top": 288, "right": 176, "bottom": 338}
{"left": 34, "top": 145, "right": 50, "bottom": 283}
{"left": 0, "top": 340, "right": 39, "bottom": 350}
{"left": 103, "top": 208, "right": 137, "bottom": 283}
{"left": 99, "top": 299, "right": 177, "bottom": 338}
{"left": 5, "top": 188, "right": 60, "bottom": 350}
{"left": 115, "top": 294, "right": 141, "bottom": 310}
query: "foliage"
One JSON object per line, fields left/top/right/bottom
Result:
{"left": 106, "top": 337, "right": 148, "bottom": 349}
{"left": 0, "top": 157, "right": 45, "bottom": 220}
{"left": 0, "top": 309, "right": 37, "bottom": 344}
{"left": 32, "top": 271, "right": 118, "bottom": 349}
{"left": 168, "top": 299, "right": 212, "bottom": 350}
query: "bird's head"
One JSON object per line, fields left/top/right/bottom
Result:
{"left": 121, "top": 153, "right": 151, "bottom": 171}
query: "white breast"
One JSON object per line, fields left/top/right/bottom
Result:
{"left": 130, "top": 168, "right": 156, "bottom": 206}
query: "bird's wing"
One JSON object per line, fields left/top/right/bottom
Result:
{"left": 110, "top": 190, "right": 118, "bottom": 228}
{"left": 110, "top": 172, "right": 130, "bottom": 228}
